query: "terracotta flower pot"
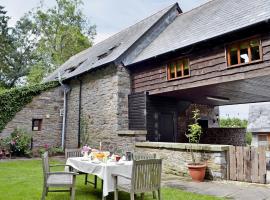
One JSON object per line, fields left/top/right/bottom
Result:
{"left": 187, "top": 163, "right": 207, "bottom": 182}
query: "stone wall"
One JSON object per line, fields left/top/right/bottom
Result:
{"left": 201, "top": 128, "right": 246, "bottom": 146}
{"left": 0, "top": 87, "right": 63, "bottom": 150}
{"left": 65, "top": 64, "right": 146, "bottom": 151}
{"left": 135, "top": 142, "right": 229, "bottom": 180}
{"left": 178, "top": 104, "right": 219, "bottom": 142}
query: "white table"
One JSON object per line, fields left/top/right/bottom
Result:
{"left": 66, "top": 157, "right": 133, "bottom": 198}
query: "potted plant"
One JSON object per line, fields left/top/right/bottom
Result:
{"left": 186, "top": 109, "right": 206, "bottom": 182}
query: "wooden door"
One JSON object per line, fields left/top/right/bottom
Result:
{"left": 158, "top": 112, "right": 176, "bottom": 142}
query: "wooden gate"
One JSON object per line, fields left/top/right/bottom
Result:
{"left": 228, "top": 146, "right": 267, "bottom": 183}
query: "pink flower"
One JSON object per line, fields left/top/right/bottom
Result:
{"left": 81, "top": 145, "right": 91, "bottom": 153}
{"left": 44, "top": 144, "right": 49, "bottom": 150}
{"left": 10, "top": 140, "right": 16, "bottom": 145}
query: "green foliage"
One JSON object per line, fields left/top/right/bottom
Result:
{"left": 219, "top": 117, "right": 248, "bottom": 128}
{"left": 0, "top": 6, "right": 38, "bottom": 88}
{"left": 24, "top": 0, "right": 96, "bottom": 75}
{"left": 0, "top": 0, "right": 96, "bottom": 87}
{"left": 0, "top": 81, "right": 58, "bottom": 132}
{"left": 187, "top": 109, "right": 203, "bottom": 144}
{"left": 38, "top": 145, "right": 64, "bottom": 157}
{"left": 9, "top": 128, "right": 32, "bottom": 156}
{"left": 245, "top": 132, "right": 252, "bottom": 145}
{"left": 186, "top": 109, "right": 203, "bottom": 164}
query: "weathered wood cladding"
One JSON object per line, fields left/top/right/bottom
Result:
{"left": 130, "top": 31, "right": 270, "bottom": 95}
{"left": 128, "top": 92, "right": 147, "bottom": 130}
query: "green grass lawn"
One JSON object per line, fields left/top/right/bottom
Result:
{"left": 0, "top": 159, "right": 225, "bottom": 200}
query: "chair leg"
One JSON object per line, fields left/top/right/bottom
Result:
{"left": 152, "top": 191, "right": 157, "bottom": 199}
{"left": 114, "top": 189, "right": 118, "bottom": 200}
{"left": 85, "top": 174, "right": 88, "bottom": 185}
{"left": 94, "top": 175, "right": 98, "bottom": 188}
{"left": 70, "top": 186, "right": 76, "bottom": 200}
{"left": 45, "top": 187, "right": 48, "bottom": 196}
{"left": 130, "top": 192, "right": 135, "bottom": 200}
{"left": 157, "top": 189, "right": 161, "bottom": 200}
{"left": 41, "top": 186, "right": 46, "bottom": 200}
{"left": 141, "top": 193, "right": 145, "bottom": 200}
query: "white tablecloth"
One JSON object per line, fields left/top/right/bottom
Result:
{"left": 66, "top": 157, "right": 133, "bottom": 197}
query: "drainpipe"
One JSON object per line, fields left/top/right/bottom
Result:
{"left": 78, "top": 79, "right": 82, "bottom": 148}
{"left": 58, "top": 72, "right": 70, "bottom": 150}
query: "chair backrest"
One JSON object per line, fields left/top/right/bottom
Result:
{"left": 131, "top": 159, "right": 162, "bottom": 193}
{"left": 65, "top": 149, "right": 81, "bottom": 159}
{"left": 133, "top": 152, "right": 156, "bottom": 160}
{"left": 42, "top": 152, "right": 50, "bottom": 182}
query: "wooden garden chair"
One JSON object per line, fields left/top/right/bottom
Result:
{"left": 65, "top": 148, "right": 98, "bottom": 188}
{"left": 41, "top": 152, "right": 77, "bottom": 200}
{"left": 113, "top": 159, "right": 162, "bottom": 200}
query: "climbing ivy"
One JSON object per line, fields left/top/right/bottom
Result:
{"left": 0, "top": 82, "right": 59, "bottom": 132}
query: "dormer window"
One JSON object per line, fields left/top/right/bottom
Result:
{"left": 226, "top": 38, "right": 262, "bottom": 67}
{"left": 167, "top": 58, "right": 190, "bottom": 80}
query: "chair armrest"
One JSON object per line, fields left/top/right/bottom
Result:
{"left": 47, "top": 172, "right": 78, "bottom": 176}
{"left": 112, "top": 173, "right": 131, "bottom": 180}
{"left": 50, "top": 164, "right": 72, "bottom": 168}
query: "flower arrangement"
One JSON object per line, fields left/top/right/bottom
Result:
{"left": 81, "top": 145, "right": 91, "bottom": 159}
{"left": 81, "top": 145, "right": 91, "bottom": 154}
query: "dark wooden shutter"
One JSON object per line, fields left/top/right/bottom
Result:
{"left": 128, "top": 92, "right": 147, "bottom": 130}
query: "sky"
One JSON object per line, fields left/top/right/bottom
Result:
{"left": 1, "top": 0, "right": 262, "bottom": 120}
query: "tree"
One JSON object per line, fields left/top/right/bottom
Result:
{"left": 0, "top": 5, "right": 12, "bottom": 88}
{"left": 0, "top": 6, "right": 39, "bottom": 88}
{"left": 25, "top": 0, "right": 96, "bottom": 76}
{"left": 0, "top": 0, "right": 96, "bottom": 88}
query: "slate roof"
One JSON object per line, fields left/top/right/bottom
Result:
{"left": 130, "top": 0, "right": 270, "bottom": 65}
{"left": 247, "top": 104, "right": 270, "bottom": 133}
{"left": 45, "top": 4, "right": 177, "bottom": 82}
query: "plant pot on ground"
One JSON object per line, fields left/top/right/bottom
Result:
{"left": 186, "top": 108, "right": 207, "bottom": 182}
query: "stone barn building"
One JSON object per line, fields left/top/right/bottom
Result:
{"left": 1, "top": 0, "right": 270, "bottom": 164}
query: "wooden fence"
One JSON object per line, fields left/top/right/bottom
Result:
{"left": 228, "top": 146, "right": 267, "bottom": 184}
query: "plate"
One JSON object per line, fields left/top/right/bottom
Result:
{"left": 91, "top": 160, "right": 101, "bottom": 164}
{"left": 81, "top": 158, "right": 90, "bottom": 161}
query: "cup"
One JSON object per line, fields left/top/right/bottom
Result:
{"left": 115, "top": 155, "right": 121, "bottom": 162}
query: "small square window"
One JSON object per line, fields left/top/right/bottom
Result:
{"left": 32, "top": 119, "right": 42, "bottom": 131}
{"left": 167, "top": 58, "right": 190, "bottom": 80}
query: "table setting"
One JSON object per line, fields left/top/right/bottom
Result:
{"left": 65, "top": 142, "right": 134, "bottom": 198}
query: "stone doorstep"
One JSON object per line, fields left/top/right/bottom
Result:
{"left": 135, "top": 142, "right": 231, "bottom": 152}
{"left": 117, "top": 130, "right": 147, "bottom": 136}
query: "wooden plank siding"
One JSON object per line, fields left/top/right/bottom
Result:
{"left": 131, "top": 33, "right": 270, "bottom": 95}
{"left": 128, "top": 92, "right": 147, "bottom": 130}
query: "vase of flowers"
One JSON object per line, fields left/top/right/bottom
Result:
{"left": 81, "top": 145, "right": 91, "bottom": 160}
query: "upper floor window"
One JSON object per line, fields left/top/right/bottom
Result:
{"left": 167, "top": 58, "right": 190, "bottom": 80}
{"left": 227, "top": 38, "right": 262, "bottom": 67}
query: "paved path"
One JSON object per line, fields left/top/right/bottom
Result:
{"left": 163, "top": 176, "right": 270, "bottom": 200}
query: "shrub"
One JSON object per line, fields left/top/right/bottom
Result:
{"left": 38, "top": 145, "right": 64, "bottom": 157}
{"left": 9, "top": 128, "right": 32, "bottom": 157}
